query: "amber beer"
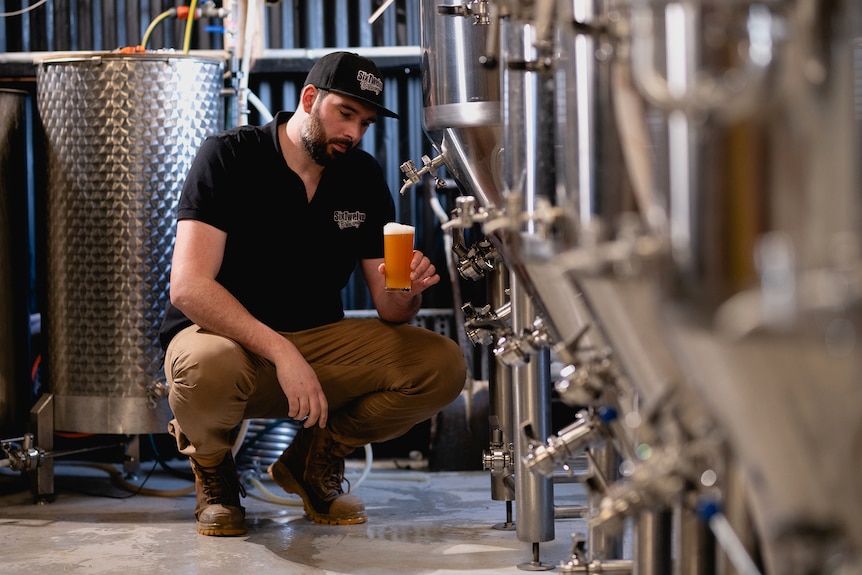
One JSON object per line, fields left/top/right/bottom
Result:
{"left": 383, "top": 223, "right": 415, "bottom": 292}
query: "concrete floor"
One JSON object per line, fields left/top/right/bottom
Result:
{"left": 0, "top": 453, "right": 592, "bottom": 575}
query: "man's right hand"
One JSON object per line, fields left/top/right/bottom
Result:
{"left": 275, "top": 351, "right": 328, "bottom": 429}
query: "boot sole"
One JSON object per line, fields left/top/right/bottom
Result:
{"left": 196, "top": 522, "right": 248, "bottom": 536}
{"left": 267, "top": 460, "right": 367, "bottom": 525}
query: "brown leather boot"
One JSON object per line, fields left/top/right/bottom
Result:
{"left": 190, "top": 452, "right": 248, "bottom": 536}
{"left": 267, "top": 426, "right": 366, "bottom": 525}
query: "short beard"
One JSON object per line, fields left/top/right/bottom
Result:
{"left": 300, "top": 104, "right": 351, "bottom": 166}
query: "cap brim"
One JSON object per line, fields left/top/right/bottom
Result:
{"left": 329, "top": 88, "right": 399, "bottom": 119}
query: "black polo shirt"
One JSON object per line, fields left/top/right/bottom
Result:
{"left": 159, "top": 111, "right": 395, "bottom": 349}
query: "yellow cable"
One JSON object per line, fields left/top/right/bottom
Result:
{"left": 182, "top": 0, "right": 199, "bottom": 53}
{"left": 141, "top": 9, "right": 174, "bottom": 50}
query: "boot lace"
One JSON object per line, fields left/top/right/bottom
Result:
{"left": 315, "top": 440, "right": 351, "bottom": 495}
{"left": 195, "top": 458, "right": 247, "bottom": 505}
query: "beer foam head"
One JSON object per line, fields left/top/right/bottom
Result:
{"left": 384, "top": 222, "right": 414, "bottom": 235}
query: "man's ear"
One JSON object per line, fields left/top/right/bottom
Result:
{"left": 300, "top": 85, "right": 318, "bottom": 113}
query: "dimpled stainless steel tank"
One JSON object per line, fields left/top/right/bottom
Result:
{"left": 36, "top": 52, "right": 225, "bottom": 434}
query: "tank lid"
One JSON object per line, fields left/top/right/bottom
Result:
{"left": 34, "top": 50, "right": 229, "bottom": 66}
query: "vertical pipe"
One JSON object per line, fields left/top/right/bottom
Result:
{"left": 566, "top": 0, "right": 598, "bottom": 226}
{"left": 661, "top": 1, "right": 702, "bottom": 297}
{"left": 588, "top": 442, "right": 624, "bottom": 562}
{"left": 674, "top": 500, "right": 716, "bottom": 575}
{"left": 511, "top": 271, "right": 554, "bottom": 545}
{"left": 635, "top": 509, "right": 673, "bottom": 575}
{"left": 502, "top": 20, "right": 545, "bottom": 227}
{"left": 488, "top": 261, "right": 514, "bottom": 504}
{"left": 499, "top": 5, "right": 554, "bottom": 552}
{"left": 29, "top": 393, "right": 54, "bottom": 501}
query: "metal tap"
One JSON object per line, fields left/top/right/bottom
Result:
{"left": 492, "top": 314, "right": 552, "bottom": 367}
{"left": 441, "top": 195, "right": 497, "bottom": 231}
{"left": 146, "top": 379, "right": 170, "bottom": 409}
{"left": 462, "top": 300, "right": 511, "bottom": 346}
{"left": 552, "top": 325, "right": 618, "bottom": 407}
{"left": 398, "top": 154, "right": 447, "bottom": 196}
{"left": 482, "top": 425, "right": 512, "bottom": 476}
{"left": 523, "top": 410, "right": 603, "bottom": 477}
{"left": 591, "top": 437, "right": 722, "bottom": 533}
{"left": 1, "top": 434, "right": 43, "bottom": 472}
{"left": 451, "top": 228, "right": 499, "bottom": 281}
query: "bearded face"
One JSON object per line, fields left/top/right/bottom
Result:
{"left": 300, "top": 95, "right": 354, "bottom": 166}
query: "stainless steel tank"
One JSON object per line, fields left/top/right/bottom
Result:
{"left": 0, "top": 89, "right": 31, "bottom": 437}
{"left": 420, "top": 0, "right": 503, "bottom": 209}
{"left": 35, "top": 52, "right": 225, "bottom": 434}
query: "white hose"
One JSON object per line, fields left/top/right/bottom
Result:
{"left": 247, "top": 90, "right": 274, "bottom": 123}
{"left": 708, "top": 511, "right": 763, "bottom": 575}
{"left": 233, "top": 418, "right": 376, "bottom": 506}
{"left": 248, "top": 475, "right": 301, "bottom": 505}
{"left": 248, "top": 443, "right": 375, "bottom": 506}
{"left": 352, "top": 443, "right": 374, "bottom": 489}
{"left": 231, "top": 419, "right": 251, "bottom": 458}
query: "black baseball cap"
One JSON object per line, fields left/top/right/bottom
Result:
{"left": 304, "top": 51, "right": 399, "bottom": 119}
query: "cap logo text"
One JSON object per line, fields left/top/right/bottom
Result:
{"left": 356, "top": 70, "right": 383, "bottom": 96}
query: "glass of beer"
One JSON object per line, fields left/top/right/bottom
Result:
{"left": 383, "top": 222, "right": 415, "bottom": 292}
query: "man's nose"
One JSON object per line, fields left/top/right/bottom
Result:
{"left": 344, "top": 120, "right": 365, "bottom": 142}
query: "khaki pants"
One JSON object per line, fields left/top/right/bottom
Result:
{"left": 164, "top": 318, "right": 467, "bottom": 466}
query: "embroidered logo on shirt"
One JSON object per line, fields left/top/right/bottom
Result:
{"left": 334, "top": 211, "right": 367, "bottom": 229}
